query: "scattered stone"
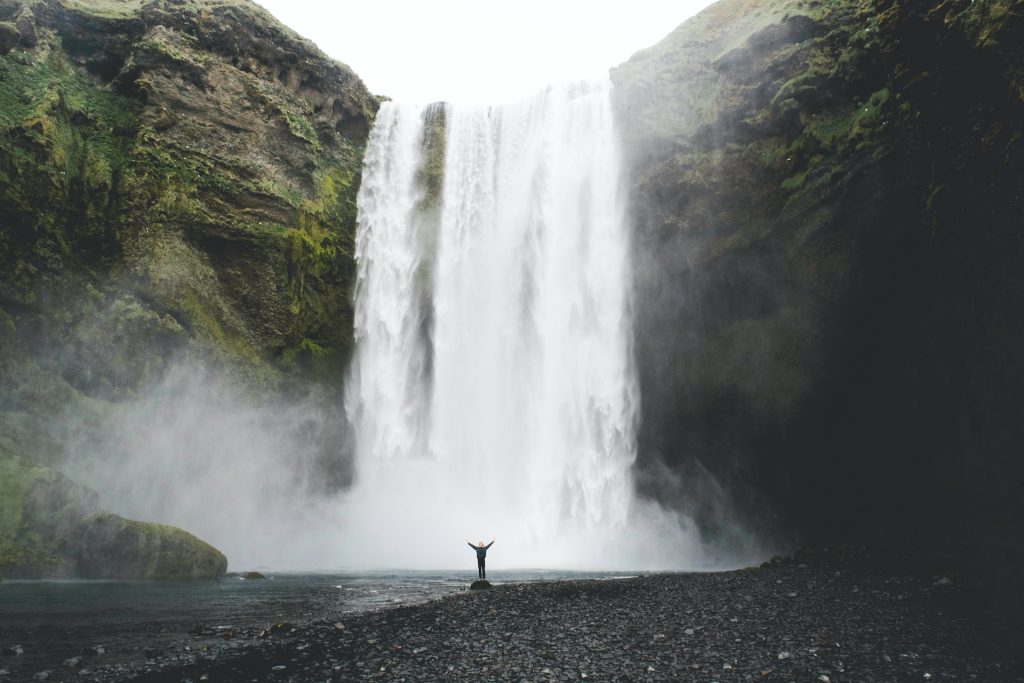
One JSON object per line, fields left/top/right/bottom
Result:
{"left": 63, "top": 656, "right": 81, "bottom": 668}
{"left": 11, "top": 551, "right": 1022, "bottom": 681}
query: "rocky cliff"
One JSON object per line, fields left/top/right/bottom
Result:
{"left": 612, "top": 0, "right": 1024, "bottom": 633}
{"left": 0, "top": 0, "right": 377, "bottom": 577}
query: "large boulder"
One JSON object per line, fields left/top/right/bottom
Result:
{"left": 0, "top": 453, "right": 227, "bottom": 579}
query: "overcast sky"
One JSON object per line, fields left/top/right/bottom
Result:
{"left": 254, "top": 1, "right": 715, "bottom": 104}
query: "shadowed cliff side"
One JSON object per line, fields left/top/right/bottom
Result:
{"left": 613, "top": 0, "right": 1024, "bottom": 638}
{"left": 0, "top": 0, "right": 378, "bottom": 577}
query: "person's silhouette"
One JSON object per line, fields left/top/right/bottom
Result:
{"left": 467, "top": 538, "right": 495, "bottom": 579}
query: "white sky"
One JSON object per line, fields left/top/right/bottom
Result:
{"left": 254, "top": 1, "right": 715, "bottom": 104}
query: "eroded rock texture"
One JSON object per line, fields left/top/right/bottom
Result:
{"left": 613, "top": 0, "right": 1024, "bottom": 634}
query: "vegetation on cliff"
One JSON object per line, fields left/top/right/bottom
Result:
{"left": 0, "top": 0, "right": 378, "bottom": 399}
{"left": 0, "top": 0, "right": 378, "bottom": 577}
{"left": 613, "top": 0, "right": 1024, "bottom": 635}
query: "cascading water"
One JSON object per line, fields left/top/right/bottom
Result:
{"left": 344, "top": 81, "right": 707, "bottom": 569}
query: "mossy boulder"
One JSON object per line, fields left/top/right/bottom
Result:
{"left": 0, "top": 452, "right": 226, "bottom": 579}
{"left": 76, "top": 513, "right": 227, "bottom": 580}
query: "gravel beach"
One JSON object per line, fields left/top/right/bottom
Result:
{"left": 10, "top": 548, "right": 1023, "bottom": 682}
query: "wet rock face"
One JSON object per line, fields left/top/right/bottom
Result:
{"left": 0, "top": 0, "right": 373, "bottom": 577}
{"left": 613, "top": 0, "right": 1024, "bottom": 630}
{"left": 0, "top": 0, "right": 378, "bottom": 399}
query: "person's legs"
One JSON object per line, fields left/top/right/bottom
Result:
{"left": 481, "top": 557, "right": 486, "bottom": 579}
{"left": 477, "top": 558, "right": 483, "bottom": 578}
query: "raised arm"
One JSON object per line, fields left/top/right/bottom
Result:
{"left": 485, "top": 539, "right": 494, "bottom": 549}
{"left": 467, "top": 542, "right": 476, "bottom": 550}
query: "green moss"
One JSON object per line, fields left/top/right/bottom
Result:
{"left": 781, "top": 169, "right": 808, "bottom": 191}
{"left": 58, "top": 0, "right": 145, "bottom": 19}
{"left": 0, "top": 455, "right": 44, "bottom": 558}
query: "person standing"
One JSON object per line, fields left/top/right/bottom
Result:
{"left": 467, "top": 538, "right": 495, "bottom": 579}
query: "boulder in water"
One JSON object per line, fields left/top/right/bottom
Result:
{"left": 470, "top": 580, "right": 492, "bottom": 590}
{"left": 243, "top": 571, "right": 266, "bottom": 580}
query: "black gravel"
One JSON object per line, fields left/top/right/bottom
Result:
{"left": 6, "top": 548, "right": 1022, "bottom": 682}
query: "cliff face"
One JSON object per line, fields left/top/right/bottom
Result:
{"left": 0, "top": 0, "right": 377, "bottom": 399}
{"left": 0, "top": 0, "right": 377, "bottom": 577}
{"left": 613, "top": 0, "right": 1024, "bottom": 629}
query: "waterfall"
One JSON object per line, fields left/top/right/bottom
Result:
{"left": 344, "top": 81, "right": 705, "bottom": 569}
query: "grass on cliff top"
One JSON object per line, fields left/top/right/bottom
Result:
{"left": 58, "top": 0, "right": 312, "bottom": 52}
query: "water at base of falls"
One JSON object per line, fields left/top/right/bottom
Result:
{"left": 345, "top": 81, "right": 705, "bottom": 570}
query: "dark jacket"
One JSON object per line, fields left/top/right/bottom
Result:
{"left": 469, "top": 542, "right": 493, "bottom": 559}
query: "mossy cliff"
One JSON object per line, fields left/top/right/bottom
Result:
{"left": 0, "top": 0, "right": 377, "bottom": 398}
{"left": 0, "top": 0, "right": 377, "bottom": 577}
{"left": 613, "top": 0, "right": 1024, "bottom": 632}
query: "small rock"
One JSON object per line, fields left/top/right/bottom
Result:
{"left": 63, "top": 657, "right": 81, "bottom": 668}
{"left": 646, "top": 665, "right": 655, "bottom": 672}
{"left": 32, "top": 672, "right": 49, "bottom": 681}
{"left": 333, "top": 622, "right": 345, "bottom": 630}
{"left": 684, "top": 628, "right": 694, "bottom": 635}
{"left": 271, "top": 665, "right": 286, "bottom": 671}
{"left": 778, "top": 651, "right": 792, "bottom": 660}
{"left": 933, "top": 577, "right": 953, "bottom": 587}
{"left": 242, "top": 571, "right": 266, "bottom": 580}
{"left": 819, "top": 676, "right": 831, "bottom": 682}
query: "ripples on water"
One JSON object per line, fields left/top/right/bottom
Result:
{"left": 0, "top": 570, "right": 634, "bottom": 675}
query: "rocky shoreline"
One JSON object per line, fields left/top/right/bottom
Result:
{"left": 8, "top": 548, "right": 1009, "bottom": 682}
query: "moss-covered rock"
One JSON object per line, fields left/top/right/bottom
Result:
{"left": 0, "top": 0, "right": 378, "bottom": 401}
{"left": 613, "top": 0, "right": 1024, "bottom": 637}
{"left": 0, "top": 452, "right": 226, "bottom": 578}
{"left": 76, "top": 512, "right": 226, "bottom": 580}
{"left": 0, "top": 0, "right": 373, "bottom": 578}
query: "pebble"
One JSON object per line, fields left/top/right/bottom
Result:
{"left": 13, "top": 549, "right": 1022, "bottom": 682}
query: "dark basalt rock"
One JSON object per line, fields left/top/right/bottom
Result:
{"left": 243, "top": 571, "right": 267, "bottom": 580}
{"left": 612, "top": 0, "right": 1024, "bottom": 644}
{"left": 469, "top": 580, "right": 492, "bottom": 590}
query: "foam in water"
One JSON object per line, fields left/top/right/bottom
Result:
{"left": 344, "top": 81, "right": 709, "bottom": 569}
